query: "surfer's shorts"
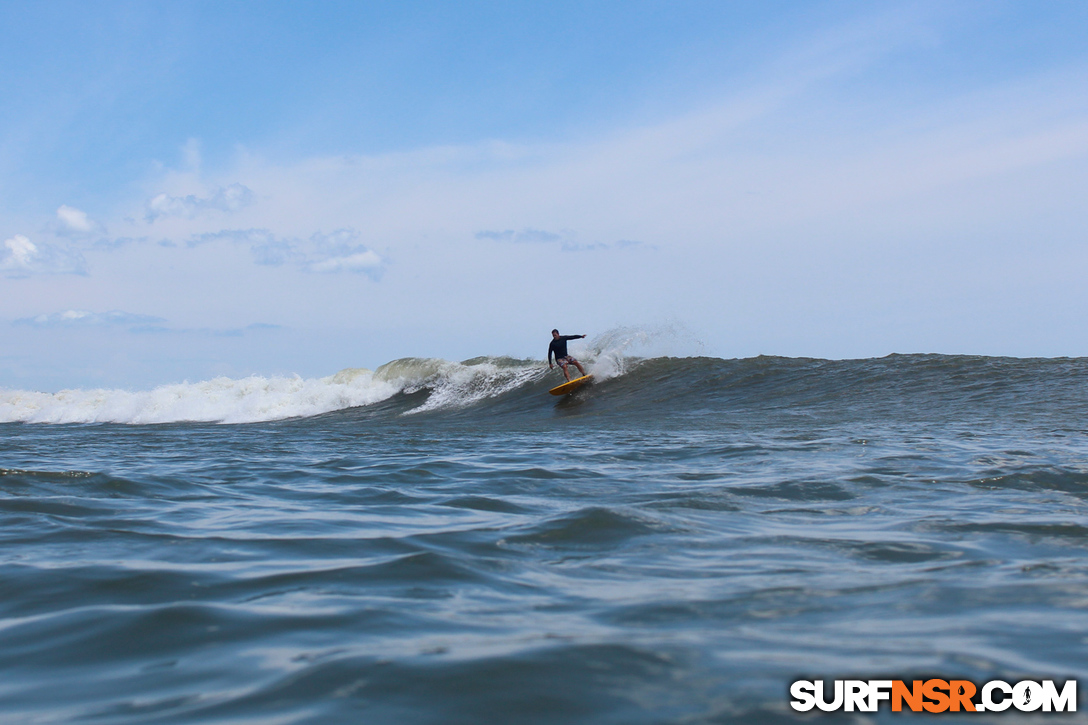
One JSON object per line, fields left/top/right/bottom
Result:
{"left": 556, "top": 356, "right": 577, "bottom": 367}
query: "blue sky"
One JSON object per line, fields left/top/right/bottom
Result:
{"left": 2, "top": 1, "right": 1088, "bottom": 390}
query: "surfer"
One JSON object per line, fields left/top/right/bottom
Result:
{"left": 548, "top": 329, "right": 588, "bottom": 381}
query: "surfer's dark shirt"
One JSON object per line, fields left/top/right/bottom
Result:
{"left": 548, "top": 335, "right": 581, "bottom": 364}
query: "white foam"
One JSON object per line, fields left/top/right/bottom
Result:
{"left": 0, "top": 370, "right": 402, "bottom": 424}
{"left": 0, "top": 357, "right": 546, "bottom": 425}
{"left": 388, "top": 358, "right": 546, "bottom": 414}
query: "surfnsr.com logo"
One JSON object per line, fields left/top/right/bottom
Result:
{"left": 790, "top": 679, "right": 1077, "bottom": 713}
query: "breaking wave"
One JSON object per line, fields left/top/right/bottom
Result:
{"left": 2, "top": 327, "right": 1087, "bottom": 426}
{"left": 0, "top": 357, "right": 548, "bottom": 425}
{"left": 0, "top": 327, "right": 683, "bottom": 425}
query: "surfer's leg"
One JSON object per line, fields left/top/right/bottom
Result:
{"left": 559, "top": 359, "right": 571, "bottom": 381}
{"left": 573, "top": 360, "right": 586, "bottom": 377}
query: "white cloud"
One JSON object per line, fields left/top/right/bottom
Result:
{"left": 1, "top": 234, "right": 86, "bottom": 277}
{"left": 302, "top": 229, "right": 385, "bottom": 278}
{"left": 55, "top": 205, "right": 100, "bottom": 235}
{"left": 5, "top": 235, "right": 36, "bottom": 265}
{"left": 308, "top": 250, "right": 383, "bottom": 273}
{"left": 144, "top": 183, "right": 255, "bottom": 221}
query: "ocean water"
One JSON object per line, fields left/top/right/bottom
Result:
{"left": 2, "top": 341, "right": 1088, "bottom": 723}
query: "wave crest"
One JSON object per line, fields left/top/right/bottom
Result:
{"left": 0, "top": 371, "right": 401, "bottom": 425}
{"left": 0, "top": 355, "right": 571, "bottom": 425}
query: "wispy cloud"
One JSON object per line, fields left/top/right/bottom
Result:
{"left": 13, "top": 309, "right": 165, "bottom": 328}
{"left": 129, "top": 322, "right": 283, "bottom": 337}
{"left": 562, "top": 238, "right": 654, "bottom": 252}
{"left": 92, "top": 236, "right": 147, "bottom": 250}
{"left": 190, "top": 227, "right": 386, "bottom": 278}
{"left": 476, "top": 228, "right": 653, "bottom": 253}
{"left": 303, "top": 229, "right": 384, "bottom": 276}
{"left": 144, "top": 183, "right": 255, "bottom": 222}
{"left": 13, "top": 310, "right": 282, "bottom": 338}
{"left": 1, "top": 235, "right": 86, "bottom": 277}
{"left": 475, "top": 228, "right": 562, "bottom": 243}
{"left": 188, "top": 227, "right": 277, "bottom": 250}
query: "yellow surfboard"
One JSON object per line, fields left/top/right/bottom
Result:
{"left": 549, "top": 374, "right": 593, "bottom": 396}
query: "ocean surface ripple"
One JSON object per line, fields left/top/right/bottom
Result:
{"left": 2, "top": 353, "right": 1088, "bottom": 723}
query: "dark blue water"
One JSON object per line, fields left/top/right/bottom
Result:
{"left": 2, "top": 354, "right": 1087, "bottom": 723}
